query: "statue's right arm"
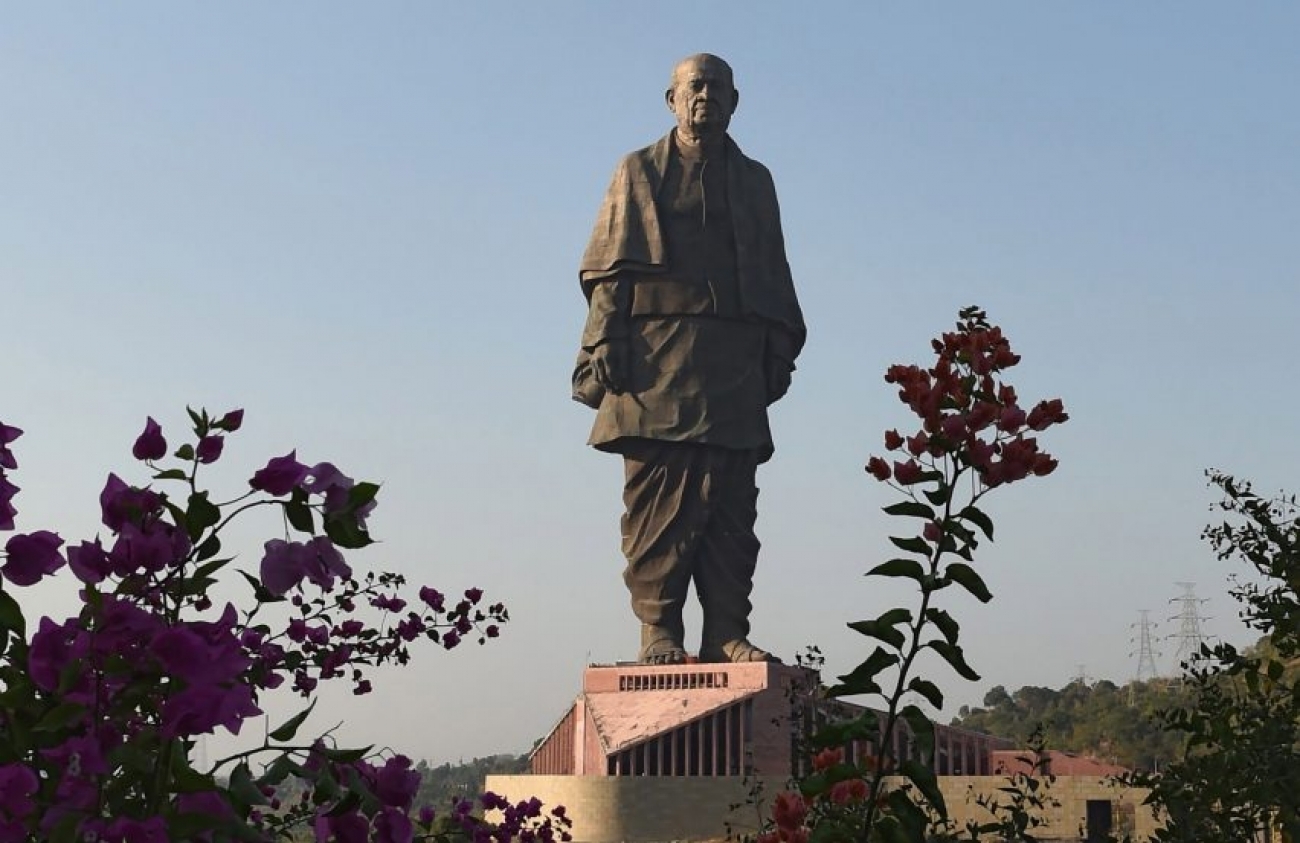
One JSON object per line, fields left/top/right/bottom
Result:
{"left": 582, "top": 279, "right": 631, "bottom": 394}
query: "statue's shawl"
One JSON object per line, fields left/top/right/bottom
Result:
{"left": 579, "top": 132, "right": 806, "bottom": 350}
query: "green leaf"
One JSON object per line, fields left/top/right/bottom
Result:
{"left": 809, "top": 711, "right": 879, "bottom": 748}
{"left": 321, "top": 745, "right": 372, "bottom": 764}
{"left": 900, "top": 758, "right": 947, "bottom": 815}
{"left": 871, "top": 816, "right": 909, "bottom": 843}
{"left": 929, "top": 640, "right": 981, "bottom": 681}
{"left": 907, "top": 677, "right": 944, "bottom": 709}
{"left": 238, "top": 570, "right": 285, "bottom": 604}
{"left": 229, "top": 762, "right": 269, "bottom": 806}
{"left": 829, "top": 647, "right": 899, "bottom": 697}
{"left": 174, "top": 443, "right": 196, "bottom": 461}
{"left": 945, "top": 562, "right": 993, "bottom": 603}
{"left": 866, "top": 558, "right": 926, "bottom": 583}
{"left": 33, "top": 702, "right": 85, "bottom": 732}
{"left": 195, "top": 534, "right": 222, "bottom": 562}
{"left": 925, "top": 607, "right": 960, "bottom": 645}
{"left": 170, "top": 744, "right": 216, "bottom": 793}
{"left": 959, "top": 505, "right": 994, "bottom": 541}
{"left": 185, "top": 492, "right": 221, "bottom": 541}
{"left": 325, "top": 791, "right": 363, "bottom": 817}
{"left": 923, "top": 485, "right": 952, "bottom": 507}
{"left": 0, "top": 590, "right": 26, "bottom": 638}
{"left": 285, "top": 492, "right": 315, "bottom": 534}
{"left": 882, "top": 500, "right": 935, "bottom": 520}
{"left": 324, "top": 514, "right": 371, "bottom": 550}
{"left": 847, "top": 608, "right": 912, "bottom": 649}
{"left": 154, "top": 468, "right": 189, "bottom": 481}
{"left": 269, "top": 699, "right": 316, "bottom": 743}
{"left": 347, "top": 481, "right": 380, "bottom": 511}
{"left": 900, "top": 704, "right": 935, "bottom": 762}
{"left": 889, "top": 535, "right": 931, "bottom": 556}
{"left": 886, "top": 788, "right": 930, "bottom": 839}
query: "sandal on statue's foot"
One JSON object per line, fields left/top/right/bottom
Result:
{"left": 639, "top": 625, "right": 687, "bottom": 665}
{"left": 699, "top": 639, "right": 782, "bottom": 664}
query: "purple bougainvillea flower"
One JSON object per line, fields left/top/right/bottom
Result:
{"left": 160, "top": 681, "right": 261, "bottom": 738}
{"left": 131, "top": 417, "right": 167, "bottom": 461}
{"left": 67, "top": 537, "right": 111, "bottom": 585}
{"left": 217, "top": 408, "right": 244, "bottom": 432}
{"left": 0, "top": 763, "right": 38, "bottom": 821}
{"left": 0, "top": 474, "right": 18, "bottom": 531}
{"left": 196, "top": 434, "right": 224, "bottom": 464}
{"left": 302, "top": 536, "right": 351, "bottom": 591}
{"left": 104, "top": 815, "right": 169, "bottom": 843}
{"left": 418, "top": 586, "right": 445, "bottom": 611}
{"left": 28, "top": 617, "right": 83, "bottom": 692}
{"left": 0, "top": 422, "right": 21, "bottom": 470}
{"left": 370, "top": 755, "right": 421, "bottom": 811}
{"left": 260, "top": 539, "right": 305, "bottom": 596}
{"left": 315, "top": 811, "right": 369, "bottom": 843}
{"left": 372, "top": 806, "right": 415, "bottom": 843}
{"left": 108, "top": 521, "right": 190, "bottom": 576}
{"left": 99, "top": 473, "right": 163, "bottom": 533}
{"left": 1, "top": 530, "right": 65, "bottom": 586}
{"left": 249, "top": 451, "right": 309, "bottom": 496}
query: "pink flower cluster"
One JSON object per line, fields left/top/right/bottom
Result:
{"left": 0, "top": 409, "right": 520, "bottom": 841}
{"left": 865, "top": 311, "right": 1068, "bottom": 491}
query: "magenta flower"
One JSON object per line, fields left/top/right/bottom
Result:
{"left": 67, "top": 537, "right": 111, "bottom": 584}
{"left": 0, "top": 474, "right": 18, "bottom": 531}
{"left": 302, "top": 536, "right": 351, "bottom": 590}
{"left": 249, "top": 451, "right": 309, "bottom": 496}
{"left": 104, "top": 816, "right": 169, "bottom": 843}
{"left": 160, "top": 681, "right": 261, "bottom": 738}
{"left": 28, "top": 617, "right": 82, "bottom": 692}
{"left": 370, "top": 755, "right": 421, "bottom": 810}
{"left": 217, "top": 408, "right": 244, "bottom": 431}
{"left": 107, "top": 521, "right": 190, "bottom": 575}
{"left": 0, "top": 763, "right": 38, "bottom": 823}
{"left": 196, "top": 434, "right": 225, "bottom": 464}
{"left": 131, "top": 416, "right": 167, "bottom": 461}
{"left": 0, "top": 423, "right": 20, "bottom": 470}
{"left": 372, "top": 806, "right": 415, "bottom": 843}
{"left": 2, "top": 530, "right": 65, "bottom": 586}
{"left": 260, "top": 539, "right": 305, "bottom": 596}
{"left": 419, "top": 586, "right": 445, "bottom": 611}
{"left": 314, "top": 811, "right": 369, "bottom": 843}
{"left": 99, "top": 473, "right": 162, "bottom": 533}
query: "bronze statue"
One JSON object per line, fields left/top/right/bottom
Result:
{"left": 573, "top": 54, "right": 805, "bottom": 665}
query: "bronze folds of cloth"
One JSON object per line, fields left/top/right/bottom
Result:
{"left": 573, "top": 54, "right": 805, "bottom": 665}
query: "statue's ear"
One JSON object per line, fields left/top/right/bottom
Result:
{"left": 665, "top": 87, "right": 676, "bottom": 113}
{"left": 731, "top": 88, "right": 740, "bottom": 115}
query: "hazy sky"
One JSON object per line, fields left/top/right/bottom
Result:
{"left": 4, "top": 4, "right": 1298, "bottom": 765}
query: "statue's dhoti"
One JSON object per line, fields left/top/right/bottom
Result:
{"left": 618, "top": 438, "right": 760, "bottom": 659}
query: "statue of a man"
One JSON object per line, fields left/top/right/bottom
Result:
{"left": 573, "top": 54, "right": 805, "bottom": 665}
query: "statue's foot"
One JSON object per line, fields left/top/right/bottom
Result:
{"left": 639, "top": 626, "right": 687, "bottom": 665}
{"left": 700, "top": 639, "right": 782, "bottom": 664}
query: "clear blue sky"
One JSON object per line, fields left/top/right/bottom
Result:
{"left": 4, "top": 4, "right": 1298, "bottom": 764}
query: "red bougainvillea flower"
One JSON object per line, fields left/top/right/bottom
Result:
{"left": 2, "top": 530, "right": 65, "bottom": 586}
{"left": 772, "top": 791, "right": 808, "bottom": 831}
{"left": 829, "top": 777, "right": 869, "bottom": 805}
{"left": 811, "top": 746, "right": 844, "bottom": 772}
{"left": 249, "top": 451, "right": 309, "bottom": 496}
{"left": 131, "top": 417, "right": 167, "bottom": 461}
{"left": 865, "top": 457, "right": 891, "bottom": 481}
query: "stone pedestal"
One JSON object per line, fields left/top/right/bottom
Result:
{"left": 487, "top": 662, "right": 809, "bottom": 842}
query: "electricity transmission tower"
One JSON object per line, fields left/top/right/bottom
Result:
{"left": 1130, "top": 609, "right": 1161, "bottom": 682}
{"left": 1167, "top": 582, "right": 1210, "bottom": 669}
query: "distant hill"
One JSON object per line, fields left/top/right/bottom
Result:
{"left": 949, "top": 678, "right": 1192, "bottom": 772}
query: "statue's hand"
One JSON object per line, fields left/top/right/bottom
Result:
{"left": 591, "top": 340, "right": 629, "bottom": 395}
{"left": 766, "top": 359, "right": 793, "bottom": 404}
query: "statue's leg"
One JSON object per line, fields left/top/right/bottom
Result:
{"left": 620, "top": 440, "right": 707, "bottom": 665}
{"left": 696, "top": 449, "right": 778, "bottom": 663}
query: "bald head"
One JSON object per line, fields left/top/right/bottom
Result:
{"left": 666, "top": 53, "right": 739, "bottom": 147}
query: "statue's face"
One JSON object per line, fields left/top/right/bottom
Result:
{"left": 666, "top": 55, "right": 738, "bottom": 141}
